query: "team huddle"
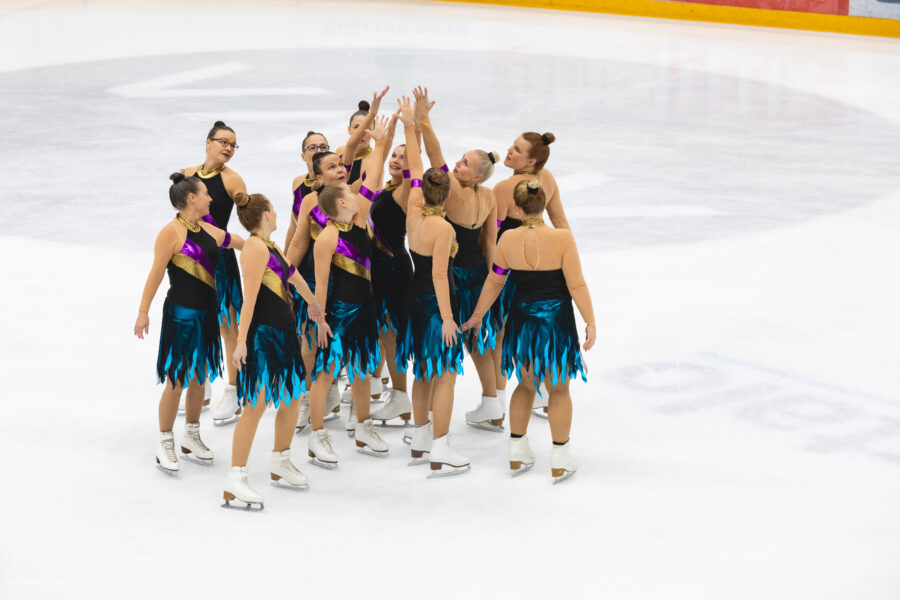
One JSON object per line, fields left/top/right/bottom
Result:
{"left": 134, "top": 86, "right": 596, "bottom": 510}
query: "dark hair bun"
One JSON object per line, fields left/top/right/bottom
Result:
{"left": 487, "top": 151, "right": 499, "bottom": 164}
{"left": 306, "top": 130, "right": 316, "bottom": 137}
{"left": 214, "top": 120, "right": 227, "bottom": 128}
{"left": 234, "top": 192, "right": 250, "bottom": 208}
{"left": 541, "top": 132, "right": 555, "bottom": 145}
{"left": 170, "top": 172, "right": 185, "bottom": 183}
{"left": 358, "top": 100, "right": 370, "bottom": 112}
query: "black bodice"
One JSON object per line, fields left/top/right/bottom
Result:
{"left": 497, "top": 216, "right": 522, "bottom": 240}
{"left": 448, "top": 220, "right": 484, "bottom": 270}
{"left": 166, "top": 226, "right": 219, "bottom": 310}
{"left": 510, "top": 269, "right": 570, "bottom": 302}
{"left": 252, "top": 246, "right": 296, "bottom": 330}
{"left": 328, "top": 224, "right": 372, "bottom": 305}
{"left": 370, "top": 187, "right": 407, "bottom": 255}
{"left": 198, "top": 172, "right": 233, "bottom": 230}
{"left": 411, "top": 251, "right": 456, "bottom": 297}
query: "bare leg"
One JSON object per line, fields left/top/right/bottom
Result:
{"left": 493, "top": 326, "right": 507, "bottom": 393}
{"left": 300, "top": 331, "right": 316, "bottom": 391}
{"left": 274, "top": 398, "right": 300, "bottom": 452}
{"left": 509, "top": 367, "right": 537, "bottom": 436}
{"left": 379, "top": 330, "right": 407, "bottom": 393}
{"left": 184, "top": 380, "right": 204, "bottom": 423}
{"left": 411, "top": 377, "right": 434, "bottom": 426}
{"left": 158, "top": 381, "right": 184, "bottom": 432}
{"left": 431, "top": 372, "right": 458, "bottom": 438}
{"left": 309, "top": 372, "right": 334, "bottom": 430}
{"left": 231, "top": 391, "right": 267, "bottom": 467}
{"left": 546, "top": 377, "right": 572, "bottom": 443}
{"left": 470, "top": 347, "right": 497, "bottom": 398}
{"left": 221, "top": 307, "right": 239, "bottom": 385}
{"left": 351, "top": 376, "right": 371, "bottom": 422}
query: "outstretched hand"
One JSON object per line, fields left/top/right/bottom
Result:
{"left": 413, "top": 85, "right": 435, "bottom": 123}
{"left": 371, "top": 85, "right": 390, "bottom": 115}
{"left": 317, "top": 321, "right": 333, "bottom": 349}
{"left": 372, "top": 114, "right": 389, "bottom": 143}
{"left": 307, "top": 301, "right": 325, "bottom": 324}
{"left": 397, "top": 95, "right": 415, "bottom": 126}
{"left": 441, "top": 318, "right": 461, "bottom": 347}
{"left": 233, "top": 341, "right": 248, "bottom": 371}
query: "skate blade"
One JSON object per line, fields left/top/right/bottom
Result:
{"left": 402, "top": 434, "right": 413, "bottom": 445}
{"left": 552, "top": 469, "right": 576, "bottom": 484}
{"left": 295, "top": 421, "right": 309, "bottom": 434}
{"left": 510, "top": 462, "right": 534, "bottom": 478}
{"left": 212, "top": 414, "right": 240, "bottom": 427}
{"left": 373, "top": 417, "right": 412, "bottom": 428}
{"left": 408, "top": 456, "right": 429, "bottom": 466}
{"left": 322, "top": 412, "right": 340, "bottom": 423}
{"left": 427, "top": 464, "right": 471, "bottom": 479}
{"left": 177, "top": 407, "right": 186, "bottom": 416}
{"left": 180, "top": 452, "right": 214, "bottom": 466}
{"left": 271, "top": 479, "right": 310, "bottom": 491}
{"left": 221, "top": 499, "right": 264, "bottom": 511}
{"left": 532, "top": 408, "right": 549, "bottom": 420}
{"left": 308, "top": 458, "right": 338, "bottom": 470}
{"left": 465, "top": 420, "right": 504, "bottom": 433}
{"left": 156, "top": 463, "right": 179, "bottom": 478}
{"left": 356, "top": 447, "right": 389, "bottom": 458}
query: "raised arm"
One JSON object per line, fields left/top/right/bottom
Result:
{"left": 343, "top": 86, "right": 389, "bottom": 170}
{"left": 358, "top": 114, "right": 389, "bottom": 200}
{"left": 559, "top": 231, "right": 595, "bottom": 349}
{"left": 233, "top": 238, "right": 267, "bottom": 368}
{"left": 412, "top": 86, "right": 445, "bottom": 170}
{"left": 287, "top": 191, "right": 317, "bottom": 267}
{"left": 381, "top": 108, "right": 400, "bottom": 165}
{"left": 134, "top": 225, "right": 181, "bottom": 338}
{"left": 400, "top": 96, "right": 424, "bottom": 228}
{"left": 542, "top": 170, "right": 570, "bottom": 230}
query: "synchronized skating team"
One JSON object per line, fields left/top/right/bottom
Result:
{"left": 134, "top": 87, "right": 596, "bottom": 510}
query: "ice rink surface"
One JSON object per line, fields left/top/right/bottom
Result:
{"left": 1, "top": 1, "right": 899, "bottom": 598}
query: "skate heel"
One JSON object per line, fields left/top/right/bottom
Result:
{"left": 331, "top": 406, "right": 340, "bottom": 414}
{"left": 308, "top": 450, "right": 316, "bottom": 458}
{"left": 551, "top": 468, "right": 565, "bottom": 478}
{"left": 180, "top": 446, "right": 191, "bottom": 455}
{"left": 270, "top": 473, "right": 281, "bottom": 481}
{"left": 411, "top": 450, "right": 425, "bottom": 458}
{"left": 430, "top": 462, "right": 442, "bottom": 470}
{"left": 355, "top": 440, "right": 365, "bottom": 448}
{"left": 399, "top": 412, "right": 411, "bottom": 421}
{"left": 223, "top": 491, "right": 236, "bottom": 501}
{"left": 489, "top": 417, "right": 504, "bottom": 427}
{"left": 510, "top": 461, "right": 522, "bottom": 470}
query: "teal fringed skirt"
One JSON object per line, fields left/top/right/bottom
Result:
{"left": 396, "top": 292, "right": 464, "bottom": 382}
{"left": 312, "top": 299, "right": 380, "bottom": 383}
{"left": 453, "top": 264, "right": 500, "bottom": 354}
{"left": 156, "top": 300, "right": 223, "bottom": 388}
{"left": 215, "top": 248, "right": 242, "bottom": 327}
{"left": 236, "top": 322, "right": 306, "bottom": 408}
{"left": 501, "top": 297, "right": 586, "bottom": 389}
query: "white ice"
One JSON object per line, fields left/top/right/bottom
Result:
{"left": 1, "top": 1, "right": 899, "bottom": 599}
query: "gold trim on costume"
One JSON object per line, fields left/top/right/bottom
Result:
{"left": 383, "top": 180, "right": 400, "bottom": 192}
{"left": 176, "top": 214, "right": 201, "bottom": 232}
{"left": 354, "top": 147, "right": 372, "bottom": 161}
{"left": 251, "top": 233, "right": 275, "bottom": 248}
{"left": 422, "top": 206, "right": 446, "bottom": 218}
{"left": 172, "top": 253, "right": 216, "bottom": 289}
{"left": 523, "top": 217, "right": 545, "bottom": 228}
{"left": 304, "top": 177, "right": 320, "bottom": 190}
{"left": 332, "top": 254, "right": 371, "bottom": 280}
{"left": 196, "top": 165, "right": 223, "bottom": 178}
{"left": 330, "top": 220, "right": 352, "bottom": 232}
{"left": 261, "top": 268, "right": 290, "bottom": 302}
{"left": 450, "top": 241, "right": 459, "bottom": 258}
{"left": 372, "top": 236, "right": 393, "bottom": 257}
{"left": 309, "top": 221, "right": 323, "bottom": 240}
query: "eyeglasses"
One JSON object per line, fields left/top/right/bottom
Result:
{"left": 212, "top": 138, "right": 239, "bottom": 150}
{"left": 305, "top": 144, "right": 329, "bottom": 153}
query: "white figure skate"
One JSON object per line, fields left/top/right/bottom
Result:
{"left": 156, "top": 431, "right": 179, "bottom": 476}
{"left": 408, "top": 421, "right": 433, "bottom": 466}
{"left": 533, "top": 384, "right": 549, "bottom": 419}
{"left": 295, "top": 391, "right": 311, "bottom": 433}
{"left": 402, "top": 410, "right": 432, "bottom": 445}
{"left": 509, "top": 435, "right": 536, "bottom": 476}
{"left": 323, "top": 383, "right": 341, "bottom": 422}
{"left": 203, "top": 379, "right": 212, "bottom": 411}
{"left": 371, "top": 390, "right": 412, "bottom": 427}
{"left": 428, "top": 434, "right": 470, "bottom": 478}
{"left": 345, "top": 401, "right": 358, "bottom": 436}
{"left": 270, "top": 449, "right": 309, "bottom": 489}
{"left": 212, "top": 384, "right": 241, "bottom": 426}
{"left": 550, "top": 440, "right": 577, "bottom": 483}
{"left": 308, "top": 429, "right": 338, "bottom": 470}
{"left": 222, "top": 466, "right": 264, "bottom": 510}
{"left": 354, "top": 419, "right": 389, "bottom": 457}
{"left": 180, "top": 422, "right": 214, "bottom": 465}
{"left": 465, "top": 392, "right": 505, "bottom": 432}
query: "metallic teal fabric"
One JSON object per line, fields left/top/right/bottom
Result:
{"left": 312, "top": 299, "right": 380, "bottom": 383}
{"left": 453, "top": 264, "right": 500, "bottom": 354}
{"left": 236, "top": 322, "right": 305, "bottom": 408}
{"left": 396, "top": 292, "right": 464, "bottom": 381}
{"left": 156, "top": 300, "right": 222, "bottom": 388}
{"left": 215, "top": 248, "right": 242, "bottom": 327}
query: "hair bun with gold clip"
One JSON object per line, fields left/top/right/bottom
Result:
{"left": 526, "top": 180, "right": 541, "bottom": 194}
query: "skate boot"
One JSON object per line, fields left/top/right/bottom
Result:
{"left": 203, "top": 379, "right": 212, "bottom": 411}
{"left": 295, "top": 391, "right": 311, "bottom": 433}
{"left": 371, "top": 390, "right": 412, "bottom": 426}
{"left": 270, "top": 449, "right": 309, "bottom": 489}
{"left": 408, "top": 421, "right": 433, "bottom": 466}
{"left": 428, "top": 434, "right": 471, "bottom": 478}
{"left": 308, "top": 429, "right": 338, "bottom": 469}
{"left": 550, "top": 440, "right": 577, "bottom": 483}
{"left": 354, "top": 419, "right": 389, "bottom": 457}
{"left": 465, "top": 392, "right": 505, "bottom": 432}
{"left": 156, "top": 431, "right": 179, "bottom": 475}
{"left": 369, "top": 374, "right": 387, "bottom": 402}
{"left": 345, "top": 401, "right": 358, "bottom": 436}
{"left": 222, "top": 466, "right": 264, "bottom": 510}
{"left": 533, "top": 385, "right": 549, "bottom": 419}
{"left": 323, "top": 383, "right": 341, "bottom": 421}
{"left": 509, "top": 435, "right": 536, "bottom": 476}
{"left": 403, "top": 410, "right": 432, "bottom": 444}
{"left": 212, "top": 384, "right": 241, "bottom": 426}
{"left": 180, "top": 422, "right": 214, "bottom": 465}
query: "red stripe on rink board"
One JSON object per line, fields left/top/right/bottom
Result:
{"left": 677, "top": 0, "right": 849, "bottom": 16}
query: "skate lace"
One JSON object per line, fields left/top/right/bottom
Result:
{"left": 162, "top": 438, "right": 177, "bottom": 462}
{"left": 318, "top": 431, "right": 335, "bottom": 454}
{"left": 363, "top": 421, "right": 382, "bottom": 442}
{"left": 281, "top": 458, "right": 301, "bottom": 475}
{"left": 186, "top": 429, "right": 210, "bottom": 452}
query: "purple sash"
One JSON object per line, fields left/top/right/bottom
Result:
{"left": 292, "top": 185, "right": 304, "bottom": 217}
{"left": 181, "top": 238, "right": 215, "bottom": 278}
{"left": 335, "top": 237, "right": 371, "bottom": 272}
{"left": 309, "top": 205, "right": 328, "bottom": 229}
{"left": 202, "top": 214, "right": 219, "bottom": 228}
